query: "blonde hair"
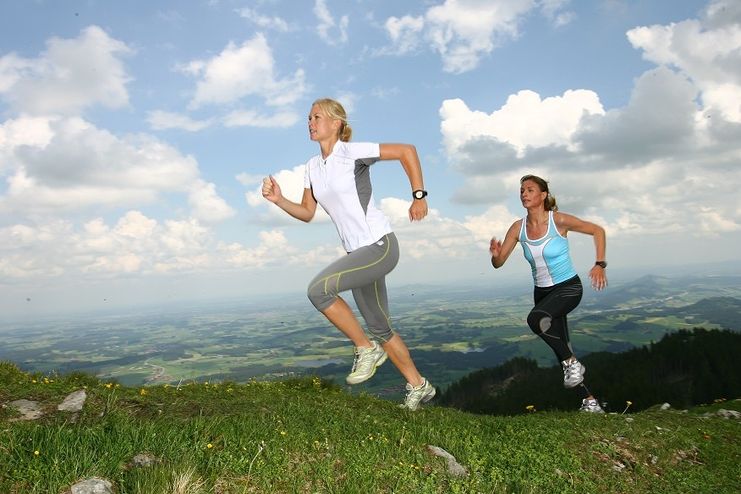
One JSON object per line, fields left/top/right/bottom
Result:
{"left": 312, "top": 98, "right": 352, "bottom": 142}
{"left": 520, "top": 174, "right": 558, "bottom": 211}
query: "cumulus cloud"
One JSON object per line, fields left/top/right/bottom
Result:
{"left": 0, "top": 211, "right": 298, "bottom": 279}
{"left": 575, "top": 67, "right": 699, "bottom": 162}
{"left": 314, "top": 0, "right": 349, "bottom": 45}
{"left": 0, "top": 25, "right": 131, "bottom": 115}
{"left": 188, "top": 180, "right": 236, "bottom": 224}
{"left": 379, "top": 197, "right": 481, "bottom": 260}
{"left": 184, "top": 33, "right": 307, "bottom": 109}
{"left": 626, "top": 0, "right": 741, "bottom": 122}
{"left": 440, "top": 89, "right": 604, "bottom": 157}
{"left": 0, "top": 116, "right": 235, "bottom": 224}
{"left": 382, "top": 0, "right": 571, "bottom": 73}
{"left": 440, "top": 70, "right": 741, "bottom": 239}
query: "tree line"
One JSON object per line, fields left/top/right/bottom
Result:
{"left": 437, "top": 328, "right": 741, "bottom": 414}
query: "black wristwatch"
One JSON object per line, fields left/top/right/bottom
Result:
{"left": 413, "top": 189, "right": 428, "bottom": 200}
{"left": 595, "top": 261, "right": 607, "bottom": 269}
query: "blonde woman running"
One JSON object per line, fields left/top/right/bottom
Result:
{"left": 262, "top": 98, "right": 435, "bottom": 411}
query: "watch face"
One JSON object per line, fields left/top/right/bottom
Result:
{"left": 414, "top": 190, "right": 426, "bottom": 199}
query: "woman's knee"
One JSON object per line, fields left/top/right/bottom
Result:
{"left": 307, "top": 281, "right": 335, "bottom": 311}
{"left": 527, "top": 310, "right": 551, "bottom": 334}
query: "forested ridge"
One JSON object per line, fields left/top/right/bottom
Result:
{"left": 439, "top": 327, "right": 741, "bottom": 414}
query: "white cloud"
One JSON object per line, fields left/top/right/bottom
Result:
{"left": 461, "top": 204, "right": 520, "bottom": 242}
{"left": 0, "top": 116, "right": 55, "bottom": 173}
{"left": 440, "top": 63, "right": 741, "bottom": 238}
{"left": 223, "top": 109, "right": 299, "bottom": 128}
{"left": 379, "top": 197, "right": 480, "bottom": 260}
{"left": 382, "top": 0, "right": 539, "bottom": 73}
{"left": 626, "top": 0, "right": 741, "bottom": 122}
{"left": 440, "top": 89, "right": 604, "bottom": 157}
{"left": 575, "top": 67, "right": 698, "bottom": 161}
{"left": 539, "top": 0, "right": 575, "bottom": 27}
{"left": 0, "top": 210, "right": 348, "bottom": 280}
{"left": 383, "top": 15, "right": 425, "bottom": 55}
{"left": 314, "top": 0, "right": 349, "bottom": 45}
{"left": 188, "top": 180, "right": 236, "bottom": 223}
{"left": 0, "top": 25, "right": 131, "bottom": 115}
{"left": 236, "top": 7, "right": 291, "bottom": 31}
{"left": 185, "top": 34, "right": 307, "bottom": 109}
{"left": 147, "top": 111, "right": 214, "bottom": 131}
{"left": 0, "top": 116, "right": 235, "bottom": 224}
{"left": 221, "top": 229, "right": 299, "bottom": 268}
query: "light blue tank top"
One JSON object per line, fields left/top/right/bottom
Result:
{"left": 519, "top": 211, "right": 577, "bottom": 287}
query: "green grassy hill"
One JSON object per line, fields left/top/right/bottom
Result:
{"left": 1, "top": 362, "right": 739, "bottom": 493}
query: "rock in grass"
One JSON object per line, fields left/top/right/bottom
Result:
{"left": 65, "top": 477, "right": 113, "bottom": 494}
{"left": 427, "top": 445, "right": 468, "bottom": 477}
{"left": 127, "top": 452, "right": 161, "bottom": 468}
{"left": 58, "top": 389, "right": 87, "bottom": 412}
{"left": 7, "top": 399, "right": 43, "bottom": 421}
{"left": 716, "top": 409, "right": 740, "bottom": 419}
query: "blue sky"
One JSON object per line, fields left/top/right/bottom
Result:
{"left": 1, "top": 0, "right": 739, "bottom": 318}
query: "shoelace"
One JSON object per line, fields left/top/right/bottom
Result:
{"left": 350, "top": 348, "right": 362, "bottom": 373}
{"left": 565, "top": 361, "right": 579, "bottom": 378}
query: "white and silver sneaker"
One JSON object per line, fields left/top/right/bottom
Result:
{"left": 580, "top": 397, "right": 605, "bottom": 413}
{"left": 400, "top": 378, "right": 436, "bottom": 411}
{"left": 346, "top": 341, "right": 388, "bottom": 385}
{"left": 562, "top": 358, "right": 586, "bottom": 388}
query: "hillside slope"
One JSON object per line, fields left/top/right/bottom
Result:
{"left": 1, "top": 361, "right": 739, "bottom": 493}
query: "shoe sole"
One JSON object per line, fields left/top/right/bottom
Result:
{"left": 345, "top": 352, "right": 388, "bottom": 385}
{"left": 564, "top": 364, "right": 586, "bottom": 388}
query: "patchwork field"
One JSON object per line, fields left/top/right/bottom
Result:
{"left": 2, "top": 273, "right": 739, "bottom": 398}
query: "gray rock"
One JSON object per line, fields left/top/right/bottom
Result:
{"left": 427, "top": 445, "right": 468, "bottom": 477}
{"left": 8, "top": 399, "right": 43, "bottom": 421}
{"left": 67, "top": 477, "right": 113, "bottom": 494}
{"left": 659, "top": 403, "right": 671, "bottom": 410}
{"left": 716, "top": 409, "right": 741, "bottom": 419}
{"left": 129, "top": 453, "right": 160, "bottom": 468}
{"left": 58, "top": 389, "right": 87, "bottom": 412}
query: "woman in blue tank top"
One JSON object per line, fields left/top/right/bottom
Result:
{"left": 489, "top": 175, "right": 608, "bottom": 413}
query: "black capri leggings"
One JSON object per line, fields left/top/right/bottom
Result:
{"left": 527, "top": 275, "right": 583, "bottom": 362}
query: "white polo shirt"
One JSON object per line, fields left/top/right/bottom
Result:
{"left": 304, "top": 140, "right": 392, "bottom": 252}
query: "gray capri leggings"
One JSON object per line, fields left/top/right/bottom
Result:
{"left": 307, "top": 232, "right": 400, "bottom": 342}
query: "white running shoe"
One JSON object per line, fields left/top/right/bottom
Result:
{"left": 580, "top": 397, "right": 605, "bottom": 413}
{"left": 400, "top": 378, "right": 436, "bottom": 411}
{"left": 346, "top": 341, "right": 388, "bottom": 385}
{"left": 562, "top": 358, "right": 586, "bottom": 388}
